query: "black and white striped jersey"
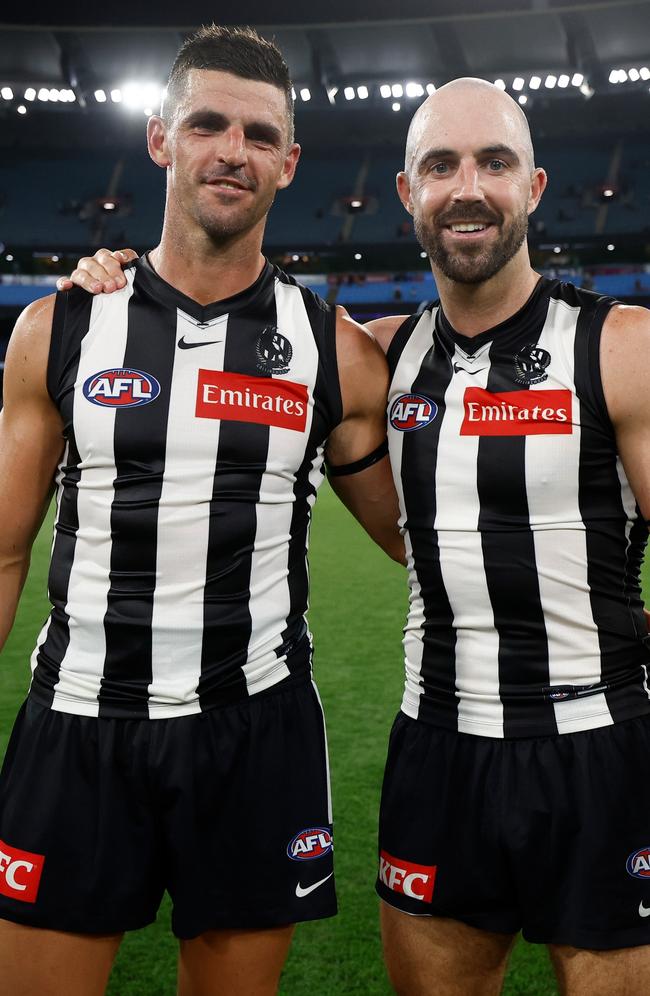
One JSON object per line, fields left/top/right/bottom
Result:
{"left": 30, "top": 256, "right": 341, "bottom": 718}
{"left": 387, "top": 277, "right": 650, "bottom": 738}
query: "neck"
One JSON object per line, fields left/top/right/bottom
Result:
{"left": 150, "top": 217, "right": 266, "bottom": 305}
{"left": 433, "top": 250, "right": 541, "bottom": 337}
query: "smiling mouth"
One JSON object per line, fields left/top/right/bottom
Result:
{"left": 446, "top": 222, "right": 493, "bottom": 233}
{"left": 206, "top": 179, "right": 251, "bottom": 192}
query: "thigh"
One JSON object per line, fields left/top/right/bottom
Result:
{"left": 162, "top": 678, "right": 336, "bottom": 939}
{"left": 549, "top": 943, "right": 650, "bottom": 996}
{"left": 376, "top": 713, "right": 521, "bottom": 935}
{"left": 0, "top": 699, "right": 165, "bottom": 933}
{"left": 381, "top": 901, "right": 515, "bottom": 996}
{"left": 178, "top": 925, "right": 294, "bottom": 996}
{"left": 0, "top": 918, "right": 122, "bottom": 996}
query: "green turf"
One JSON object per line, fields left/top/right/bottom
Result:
{"left": 1, "top": 486, "right": 648, "bottom": 994}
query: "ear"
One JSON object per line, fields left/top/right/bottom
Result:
{"left": 396, "top": 171, "right": 413, "bottom": 216}
{"left": 276, "top": 143, "right": 301, "bottom": 191}
{"left": 147, "top": 116, "right": 171, "bottom": 169}
{"left": 527, "top": 166, "right": 547, "bottom": 215}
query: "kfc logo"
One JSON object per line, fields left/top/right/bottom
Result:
{"left": 0, "top": 839, "right": 45, "bottom": 903}
{"left": 460, "top": 388, "right": 573, "bottom": 436}
{"left": 196, "top": 370, "right": 308, "bottom": 432}
{"left": 379, "top": 850, "right": 436, "bottom": 903}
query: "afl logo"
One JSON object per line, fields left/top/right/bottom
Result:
{"left": 390, "top": 394, "right": 438, "bottom": 432}
{"left": 287, "top": 827, "right": 333, "bottom": 861}
{"left": 627, "top": 847, "right": 650, "bottom": 879}
{"left": 83, "top": 368, "right": 161, "bottom": 408}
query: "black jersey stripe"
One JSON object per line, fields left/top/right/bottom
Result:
{"left": 573, "top": 295, "right": 650, "bottom": 722}
{"left": 387, "top": 314, "right": 422, "bottom": 379}
{"left": 31, "top": 290, "right": 92, "bottom": 707}
{"left": 98, "top": 272, "right": 177, "bottom": 717}
{"left": 403, "top": 321, "right": 458, "bottom": 726}
{"left": 477, "top": 337, "right": 556, "bottom": 738}
{"left": 279, "top": 282, "right": 341, "bottom": 670}
{"left": 197, "top": 301, "right": 275, "bottom": 708}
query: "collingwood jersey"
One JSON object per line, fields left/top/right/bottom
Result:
{"left": 388, "top": 277, "right": 650, "bottom": 738}
{"left": 30, "top": 256, "right": 341, "bottom": 718}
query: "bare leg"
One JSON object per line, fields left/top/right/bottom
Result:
{"left": 0, "top": 918, "right": 122, "bottom": 996}
{"left": 549, "top": 943, "right": 650, "bottom": 996}
{"left": 381, "top": 901, "right": 515, "bottom": 996}
{"left": 177, "top": 924, "right": 295, "bottom": 996}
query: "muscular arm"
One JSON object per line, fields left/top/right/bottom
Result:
{"left": 325, "top": 309, "right": 405, "bottom": 564}
{"left": 0, "top": 296, "right": 65, "bottom": 652}
{"left": 600, "top": 304, "right": 650, "bottom": 523}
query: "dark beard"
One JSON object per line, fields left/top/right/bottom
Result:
{"left": 415, "top": 207, "right": 529, "bottom": 285}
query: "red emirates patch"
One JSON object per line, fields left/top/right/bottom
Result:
{"left": 196, "top": 370, "right": 308, "bottom": 432}
{"left": 0, "top": 839, "right": 45, "bottom": 904}
{"left": 460, "top": 388, "right": 573, "bottom": 436}
{"left": 379, "top": 850, "right": 436, "bottom": 902}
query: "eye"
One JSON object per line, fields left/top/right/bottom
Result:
{"left": 488, "top": 159, "right": 506, "bottom": 171}
{"left": 430, "top": 162, "right": 449, "bottom": 174}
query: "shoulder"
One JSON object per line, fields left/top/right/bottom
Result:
{"left": 334, "top": 307, "right": 387, "bottom": 366}
{"left": 5, "top": 293, "right": 56, "bottom": 373}
{"left": 364, "top": 315, "right": 411, "bottom": 355}
{"left": 600, "top": 304, "right": 650, "bottom": 425}
{"left": 601, "top": 302, "right": 650, "bottom": 345}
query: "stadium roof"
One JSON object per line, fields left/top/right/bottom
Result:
{"left": 1, "top": 0, "right": 649, "bottom": 149}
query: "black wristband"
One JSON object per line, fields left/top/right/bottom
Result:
{"left": 326, "top": 438, "right": 389, "bottom": 478}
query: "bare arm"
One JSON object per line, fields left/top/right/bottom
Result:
{"left": 326, "top": 308, "right": 405, "bottom": 564}
{"left": 600, "top": 304, "right": 650, "bottom": 522}
{"left": 0, "top": 296, "right": 65, "bottom": 652}
{"left": 57, "top": 247, "right": 139, "bottom": 294}
{"left": 365, "top": 315, "right": 409, "bottom": 356}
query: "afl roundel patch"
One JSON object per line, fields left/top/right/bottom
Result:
{"left": 627, "top": 846, "right": 650, "bottom": 879}
{"left": 83, "top": 368, "right": 161, "bottom": 408}
{"left": 287, "top": 827, "right": 333, "bottom": 861}
{"left": 390, "top": 394, "right": 438, "bottom": 432}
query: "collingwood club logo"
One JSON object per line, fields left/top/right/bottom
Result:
{"left": 256, "top": 327, "right": 293, "bottom": 374}
{"left": 513, "top": 344, "right": 551, "bottom": 385}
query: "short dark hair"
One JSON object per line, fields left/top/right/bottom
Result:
{"left": 163, "top": 24, "right": 294, "bottom": 142}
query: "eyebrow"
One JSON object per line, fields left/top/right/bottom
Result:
{"left": 416, "top": 143, "right": 521, "bottom": 172}
{"left": 182, "top": 109, "right": 284, "bottom": 147}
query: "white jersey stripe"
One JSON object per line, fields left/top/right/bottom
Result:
{"left": 147, "top": 311, "right": 228, "bottom": 716}
{"left": 51, "top": 276, "right": 135, "bottom": 714}
{"left": 526, "top": 297, "right": 612, "bottom": 732}
{"left": 389, "top": 313, "right": 437, "bottom": 720}
{"left": 438, "top": 345, "right": 503, "bottom": 736}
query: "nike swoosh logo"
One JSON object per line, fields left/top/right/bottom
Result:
{"left": 295, "top": 872, "right": 333, "bottom": 898}
{"left": 639, "top": 901, "right": 650, "bottom": 917}
{"left": 178, "top": 337, "right": 222, "bottom": 349}
{"left": 453, "top": 363, "right": 482, "bottom": 375}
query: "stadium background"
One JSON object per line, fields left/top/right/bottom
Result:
{"left": 1, "top": 1, "right": 649, "bottom": 992}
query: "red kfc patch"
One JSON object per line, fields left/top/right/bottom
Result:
{"left": 196, "top": 370, "right": 308, "bottom": 432}
{"left": 379, "top": 850, "right": 436, "bottom": 903}
{"left": 460, "top": 388, "right": 573, "bottom": 436}
{"left": 0, "top": 839, "right": 45, "bottom": 904}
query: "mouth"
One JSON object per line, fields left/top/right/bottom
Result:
{"left": 205, "top": 179, "right": 251, "bottom": 195}
{"left": 444, "top": 221, "right": 496, "bottom": 239}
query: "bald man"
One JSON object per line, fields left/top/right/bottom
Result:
{"left": 367, "top": 78, "right": 650, "bottom": 996}
{"left": 62, "top": 77, "right": 650, "bottom": 995}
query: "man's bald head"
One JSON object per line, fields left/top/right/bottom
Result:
{"left": 404, "top": 77, "right": 535, "bottom": 177}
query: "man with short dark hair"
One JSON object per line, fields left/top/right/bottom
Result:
{"left": 0, "top": 25, "right": 402, "bottom": 995}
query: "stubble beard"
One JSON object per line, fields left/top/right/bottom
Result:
{"left": 415, "top": 205, "right": 530, "bottom": 285}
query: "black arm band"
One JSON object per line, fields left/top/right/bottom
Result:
{"left": 326, "top": 438, "right": 389, "bottom": 478}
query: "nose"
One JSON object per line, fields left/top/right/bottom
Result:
{"left": 218, "top": 125, "right": 247, "bottom": 167}
{"left": 451, "top": 160, "right": 485, "bottom": 203}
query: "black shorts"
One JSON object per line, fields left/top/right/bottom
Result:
{"left": 0, "top": 677, "right": 336, "bottom": 939}
{"left": 376, "top": 710, "right": 650, "bottom": 950}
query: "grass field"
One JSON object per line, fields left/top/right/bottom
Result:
{"left": 1, "top": 484, "right": 647, "bottom": 995}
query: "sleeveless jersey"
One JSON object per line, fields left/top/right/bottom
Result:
{"left": 387, "top": 277, "right": 650, "bottom": 738}
{"left": 30, "top": 257, "right": 341, "bottom": 718}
